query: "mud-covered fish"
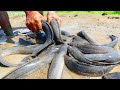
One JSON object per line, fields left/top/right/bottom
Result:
{"left": 77, "top": 30, "right": 118, "bottom": 48}
{"left": 65, "top": 55, "right": 115, "bottom": 77}
{"left": 102, "top": 72, "right": 120, "bottom": 79}
{"left": 3, "top": 45, "right": 59, "bottom": 79}
{"left": 102, "top": 35, "right": 118, "bottom": 48}
{"left": 0, "top": 55, "right": 23, "bottom": 67}
{"left": 0, "top": 45, "right": 39, "bottom": 57}
{"left": 67, "top": 46, "right": 117, "bottom": 65}
{"left": 75, "top": 44, "right": 114, "bottom": 54}
{"left": 31, "top": 21, "right": 54, "bottom": 57}
{"left": 48, "top": 44, "right": 68, "bottom": 79}
{"left": 77, "top": 30, "right": 100, "bottom": 45}
{"left": 0, "top": 45, "right": 39, "bottom": 67}
{"left": 19, "top": 38, "right": 35, "bottom": 46}
{"left": 67, "top": 45, "right": 93, "bottom": 64}
{"left": 84, "top": 50, "right": 120, "bottom": 64}
{"left": 68, "top": 36, "right": 90, "bottom": 46}
{"left": 50, "top": 19, "right": 64, "bottom": 45}
{"left": 61, "top": 30, "right": 73, "bottom": 37}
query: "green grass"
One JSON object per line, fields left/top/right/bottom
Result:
{"left": 7, "top": 11, "right": 120, "bottom": 18}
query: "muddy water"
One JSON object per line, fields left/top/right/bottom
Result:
{"left": 0, "top": 14, "right": 120, "bottom": 79}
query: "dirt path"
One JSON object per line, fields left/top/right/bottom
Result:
{"left": 0, "top": 14, "right": 120, "bottom": 79}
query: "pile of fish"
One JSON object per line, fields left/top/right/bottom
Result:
{"left": 1, "top": 19, "right": 120, "bottom": 79}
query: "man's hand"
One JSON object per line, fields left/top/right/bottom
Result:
{"left": 25, "top": 11, "right": 46, "bottom": 32}
{"left": 47, "top": 11, "right": 61, "bottom": 25}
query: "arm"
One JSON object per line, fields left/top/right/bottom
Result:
{"left": 24, "top": 11, "right": 61, "bottom": 32}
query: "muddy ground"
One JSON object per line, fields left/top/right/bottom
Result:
{"left": 0, "top": 14, "right": 120, "bottom": 79}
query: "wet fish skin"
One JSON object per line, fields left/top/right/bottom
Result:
{"left": 19, "top": 38, "right": 35, "bottom": 46}
{"left": 77, "top": 30, "right": 100, "bottom": 45}
{"left": 67, "top": 46, "right": 117, "bottom": 66}
{"left": 69, "top": 35, "right": 117, "bottom": 54}
{"left": 48, "top": 44, "right": 68, "bottom": 79}
{"left": 65, "top": 55, "right": 115, "bottom": 77}
{"left": 31, "top": 21, "right": 54, "bottom": 57}
{"left": 0, "top": 55, "right": 23, "bottom": 67}
{"left": 102, "top": 72, "right": 120, "bottom": 79}
{"left": 77, "top": 30, "right": 118, "bottom": 48}
{"left": 70, "top": 34, "right": 118, "bottom": 49}
{"left": 61, "top": 30, "right": 73, "bottom": 37}
{"left": 67, "top": 45, "right": 93, "bottom": 64}
{"left": 68, "top": 36, "right": 90, "bottom": 46}
{"left": 102, "top": 35, "right": 118, "bottom": 48}
{"left": 50, "top": 19, "right": 64, "bottom": 45}
{"left": 72, "top": 35, "right": 89, "bottom": 42}
{"left": 21, "top": 44, "right": 62, "bottom": 63}
{"left": 0, "top": 44, "right": 39, "bottom": 57}
{"left": 84, "top": 50, "right": 120, "bottom": 64}
{"left": 0, "top": 45, "right": 39, "bottom": 67}
{"left": 3, "top": 45, "right": 59, "bottom": 79}
{"left": 76, "top": 44, "right": 114, "bottom": 54}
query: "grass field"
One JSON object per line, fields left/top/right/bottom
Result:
{"left": 7, "top": 11, "right": 120, "bottom": 17}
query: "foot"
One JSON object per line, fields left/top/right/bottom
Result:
{"left": 6, "top": 36, "right": 15, "bottom": 44}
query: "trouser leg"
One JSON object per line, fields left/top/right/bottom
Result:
{"left": 0, "top": 11, "right": 13, "bottom": 36}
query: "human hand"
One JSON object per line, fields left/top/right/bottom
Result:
{"left": 25, "top": 11, "right": 46, "bottom": 32}
{"left": 47, "top": 11, "right": 61, "bottom": 25}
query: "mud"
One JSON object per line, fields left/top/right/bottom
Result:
{"left": 0, "top": 13, "right": 120, "bottom": 79}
